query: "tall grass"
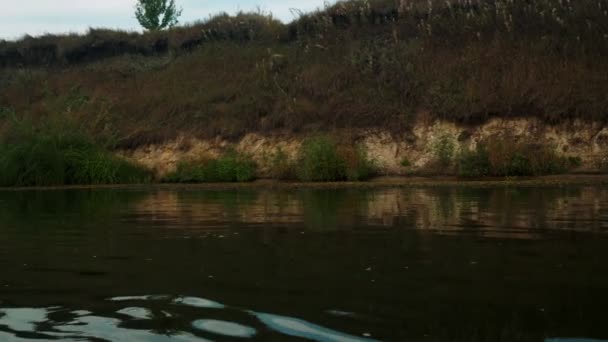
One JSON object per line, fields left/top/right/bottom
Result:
{"left": 458, "top": 138, "right": 579, "bottom": 177}
{"left": 433, "top": 134, "right": 456, "bottom": 168}
{"left": 296, "top": 136, "right": 375, "bottom": 182}
{"left": 0, "top": 113, "right": 150, "bottom": 186}
{"left": 163, "top": 150, "right": 257, "bottom": 183}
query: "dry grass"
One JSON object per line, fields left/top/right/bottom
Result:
{"left": 0, "top": 0, "right": 606, "bottom": 147}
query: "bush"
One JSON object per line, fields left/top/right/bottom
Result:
{"left": 164, "top": 150, "right": 256, "bottom": 183}
{"left": 458, "top": 146, "right": 490, "bottom": 178}
{"left": 0, "top": 114, "right": 151, "bottom": 186}
{"left": 433, "top": 134, "right": 456, "bottom": 168}
{"left": 296, "top": 136, "right": 345, "bottom": 181}
{"left": 295, "top": 136, "right": 375, "bottom": 182}
{"left": 458, "top": 139, "right": 578, "bottom": 178}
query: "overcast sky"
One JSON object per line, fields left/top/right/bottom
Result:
{"left": 0, "top": 0, "right": 335, "bottom": 40}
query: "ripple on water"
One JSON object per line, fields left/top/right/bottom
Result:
{"left": 56, "top": 315, "right": 202, "bottom": 341}
{"left": 252, "top": 312, "right": 377, "bottom": 342}
{"left": 108, "top": 295, "right": 170, "bottom": 302}
{"left": 173, "top": 296, "right": 225, "bottom": 309}
{"left": 193, "top": 319, "right": 257, "bottom": 338}
{"left": 0, "top": 308, "right": 49, "bottom": 332}
{"left": 0, "top": 300, "right": 379, "bottom": 342}
{"left": 116, "top": 307, "right": 153, "bottom": 320}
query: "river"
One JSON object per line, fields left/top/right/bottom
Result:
{"left": 0, "top": 185, "right": 607, "bottom": 341}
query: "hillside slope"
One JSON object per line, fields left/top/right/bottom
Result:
{"left": 1, "top": 0, "right": 607, "bottom": 147}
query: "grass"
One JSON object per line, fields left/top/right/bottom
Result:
{"left": 0, "top": 113, "right": 151, "bottom": 186}
{"left": 295, "top": 136, "right": 375, "bottom": 182}
{"left": 433, "top": 134, "right": 456, "bottom": 168}
{"left": 0, "top": 0, "right": 606, "bottom": 147}
{"left": 163, "top": 136, "right": 376, "bottom": 183}
{"left": 400, "top": 158, "right": 412, "bottom": 168}
{"left": 163, "top": 150, "right": 257, "bottom": 183}
{"left": 458, "top": 138, "right": 579, "bottom": 178}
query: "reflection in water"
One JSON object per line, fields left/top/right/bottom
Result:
{"left": 1, "top": 185, "right": 608, "bottom": 341}
{"left": 128, "top": 187, "right": 608, "bottom": 238}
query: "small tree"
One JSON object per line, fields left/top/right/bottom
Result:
{"left": 135, "top": 0, "right": 182, "bottom": 31}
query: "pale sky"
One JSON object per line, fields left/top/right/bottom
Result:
{"left": 0, "top": 0, "right": 336, "bottom": 40}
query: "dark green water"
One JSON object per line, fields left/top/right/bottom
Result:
{"left": 1, "top": 185, "right": 607, "bottom": 342}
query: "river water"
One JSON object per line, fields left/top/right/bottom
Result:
{"left": 0, "top": 185, "right": 607, "bottom": 341}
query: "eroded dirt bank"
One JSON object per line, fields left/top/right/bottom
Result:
{"left": 121, "top": 118, "right": 608, "bottom": 179}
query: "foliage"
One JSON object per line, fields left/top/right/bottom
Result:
{"left": 458, "top": 139, "right": 579, "bottom": 177}
{"left": 295, "top": 136, "right": 375, "bottom": 182}
{"left": 400, "top": 158, "right": 411, "bottom": 168}
{"left": 0, "top": 0, "right": 607, "bottom": 145}
{"left": 164, "top": 150, "right": 257, "bottom": 183}
{"left": 135, "top": 0, "right": 182, "bottom": 31}
{"left": 0, "top": 115, "right": 151, "bottom": 186}
{"left": 433, "top": 134, "right": 456, "bottom": 168}
{"left": 296, "top": 136, "right": 345, "bottom": 182}
{"left": 458, "top": 146, "right": 491, "bottom": 178}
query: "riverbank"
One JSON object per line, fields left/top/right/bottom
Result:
{"left": 122, "top": 120, "right": 608, "bottom": 180}
{"left": 1, "top": 0, "right": 606, "bottom": 187}
{"left": 2, "top": 174, "right": 608, "bottom": 192}
{"left": 1, "top": 0, "right": 607, "bottom": 150}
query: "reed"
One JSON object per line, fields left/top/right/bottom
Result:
{"left": 163, "top": 150, "right": 257, "bottom": 183}
{"left": 0, "top": 113, "right": 151, "bottom": 186}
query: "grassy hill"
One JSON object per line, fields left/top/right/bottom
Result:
{"left": 1, "top": 0, "right": 607, "bottom": 149}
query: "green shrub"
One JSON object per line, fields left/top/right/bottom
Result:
{"left": 295, "top": 136, "right": 375, "bottom": 182}
{"left": 458, "top": 146, "right": 490, "bottom": 178}
{"left": 458, "top": 139, "right": 576, "bottom": 178}
{"left": 0, "top": 115, "right": 150, "bottom": 186}
{"left": 433, "top": 134, "right": 455, "bottom": 168}
{"left": 400, "top": 158, "right": 411, "bottom": 168}
{"left": 164, "top": 150, "right": 256, "bottom": 183}
{"left": 296, "top": 136, "right": 345, "bottom": 182}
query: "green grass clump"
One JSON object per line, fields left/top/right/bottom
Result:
{"left": 433, "top": 134, "right": 456, "bottom": 168}
{"left": 458, "top": 146, "right": 491, "bottom": 178}
{"left": 296, "top": 136, "right": 345, "bottom": 181}
{"left": 295, "top": 136, "right": 375, "bottom": 182}
{"left": 164, "top": 150, "right": 256, "bottom": 183}
{"left": 0, "top": 115, "right": 150, "bottom": 186}
{"left": 458, "top": 139, "right": 579, "bottom": 178}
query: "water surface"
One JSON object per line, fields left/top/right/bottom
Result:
{"left": 1, "top": 185, "right": 607, "bottom": 341}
